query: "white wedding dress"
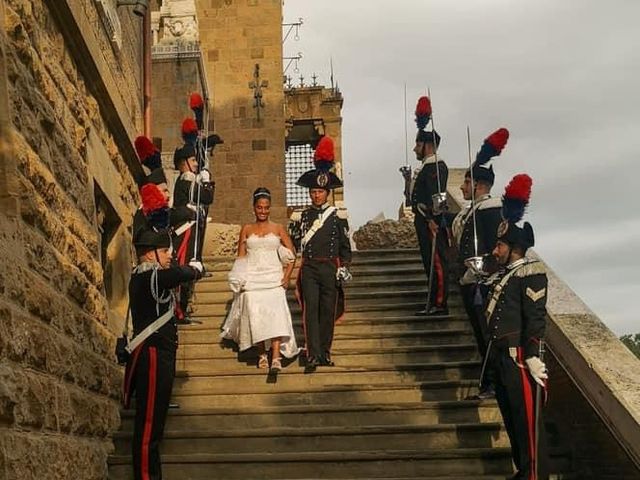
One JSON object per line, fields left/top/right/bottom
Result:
{"left": 220, "top": 233, "right": 300, "bottom": 358}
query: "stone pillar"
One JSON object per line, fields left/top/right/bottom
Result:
{"left": 196, "top": 0, "right": 286, "bottom": 225}
{"left": 0, "top": 0, "right": 18, "bottom": 216}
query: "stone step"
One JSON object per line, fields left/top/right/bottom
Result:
{"left": 178, "top": 327, "right": 474, "bottom": 348}
{"left": 177, "top": 343, "right": 479, "bottom": 368}
{"left": 113, "top": 422, "right": 509, "bottom": 455}
{"left": 182, "top": 315, "right": 471, "bottom": 333}
{"left": 107, "top": 448, "right": 514, "bottom": 479}
{"left": 169, "top": 379, "right": 480, "bottom": 409}
{"left": 191, "top": 287, "right": 440, "bottom": 304}
{"left": 194, "top": 275, "right": 431, "bottom": 293}
{"left": 118, "top": 400, "right": 502, "bottom": 431}
{"left": 190, "top": 289, "right": 459, "bottom": 308}
{"left": 171, "top": 362, "right": 481, "bottom": 396}
{"left": 349, "top": 265, "right": 426, "bottom": 277}
{"left": 190, "top": 301, "right": 461, "bottom": 317}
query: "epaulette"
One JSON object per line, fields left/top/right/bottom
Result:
{"left": 180, "top": 171, "right": 196, "bottom": 182}
{"left": 477, "top": 197, "right": 502, "bottom": 210}
{"left": 290, "top": 211, "right": 302, "bottom": 222}
{"left": 514, "top": 259, "right": 546, "bottom": 278}
{"left": 337, "top": 209, "right": 349, "bottom": 220}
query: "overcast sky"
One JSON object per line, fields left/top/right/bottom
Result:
{"left": 283, "top": 0, "right": 640, "bottom": 335}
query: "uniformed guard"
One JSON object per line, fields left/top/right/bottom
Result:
{"left": 121, "top": 226, "right": 204, "bottom": 480}
{"left": 483, "top": 173, "right": 549, "bottom": 480}
{"left": 411, "top": 96, "right": 449, "bottom": 316}
{"left": 451, "top": 128, "right": 508, "bottom": 397}
{"left": 295, "top": 136, "right": 352, "bottom": 372}
{"left": 171, "top": 137, "right": 214, "bottom": 323}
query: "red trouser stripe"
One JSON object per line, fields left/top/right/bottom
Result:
{"left": 123, "top": 345, "right": 143, "bottom": 408}
{"left": 295, "top": 259, "right": 309, "bottom": 354}
{"left": 174, "top": 229, "right": 193, "bottom": 319}
{"left": 176, "top": 228, "right": 192, "bottom": 265}
{"left": 517, "top": 347, "right": 537, "bottom": 480}
{"left": 141, "top": 347, "right": 157, "bottom": 480}
{"left": 433, "top": 249, "right": 444, "bottom": 307}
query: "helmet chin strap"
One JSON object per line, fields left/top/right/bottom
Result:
{"left": 154, "top": 248, "right": 161, "bottom": 265}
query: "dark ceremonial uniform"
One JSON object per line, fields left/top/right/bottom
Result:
{"left": 123, "top": 252, "right": 202, "bottom": 480}
{"left": 483, "top": 257, "right": 549, "bottom": 480}
{"left": 172, "top": 168, "right": 214, "bottom": 319}
{"left": 451, "top": 194, "right": 502, "bottom": 355}
{"left": 411, "top": 153, "right": 449, "bottom": 311}
{"left": 296, "top": 204, "right": 352, "bottom": 365}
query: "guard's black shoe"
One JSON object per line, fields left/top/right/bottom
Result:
{"left": 304, "top": 356, "right": 318, "bottom": 373}
{"left": 477, "top": 386, "right": 495, "bottom": 399}
{"left": 304, "top": 362, "right": 317, "bottom": 374}
{"left": 414, "top": 308, "right": 428, "bottom": 316}
{"left": 465, "top": 386, "right": 495, "bottom": 401}
{"left": 319, "top": 356, "right": 335, "bottom": 367}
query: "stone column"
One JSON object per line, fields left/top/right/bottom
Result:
{"left": 0, "top": 0, "right": 18, "bottom": 216}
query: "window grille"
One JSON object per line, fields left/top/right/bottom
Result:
{"left": 285, "top": 143, "right": 315, "bottom": 207}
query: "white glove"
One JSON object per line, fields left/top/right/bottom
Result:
{"left": 188, "top": 261, "right": 204, "bottom": 273}
{"left": 525, "top": 356, "right": 548, "bottom": 387}
{"left": 336, "top": 266, "right": 352, "bottom": 283}
{"left": 198, "top": 170, "right": 211, "bottom": 183}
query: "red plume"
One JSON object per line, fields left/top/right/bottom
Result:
{"left": 485, "top": 128, "right": 510, "bottom": 154}
{"left": 189, "top": 92, "right": 204, "bottom": 110}
{"left": 314, "top": 136, "right": 335, "bottom": 162}
{"left": 504, "top": 174, "right": 532, "bottom": 203}
{"left": 134, "top": 135, "right": 157, "bottom": 161}
{"left": 415, "top": 96, "right": 432, "bottom": 117}
{"left": 182, "top": 118, "right": 198, "bottom": 136}
{"left": 140, "top": 184, "right": 168, "bottom": 215}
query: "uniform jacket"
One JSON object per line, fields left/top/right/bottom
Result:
{"left": 484, "top": 258, "right": 548, "bottom": 358}
{"left": 129, "top": 264, "right": 200, "bottom": 351}
{"left": 299, "top": 205, "right": 352, "bottom": 265}
{"left": 172, "top": 171, "right": 214, "bottom": 227}
{"left": 410, "top": 154, "right": 448, "bottom": 220}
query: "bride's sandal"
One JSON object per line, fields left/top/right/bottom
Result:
{"left": 258, "top": 353, "right": 269, "bottom": 369}
{"left": 270, "top": 357, "right": 282, "bottom": 373}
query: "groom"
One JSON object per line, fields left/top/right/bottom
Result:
{"left": 295, "top": 136, "right": 352, "bottom": 372}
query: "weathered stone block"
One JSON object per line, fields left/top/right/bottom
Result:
{"left": 353, "top": 218, "right": 419, "bottom": 250}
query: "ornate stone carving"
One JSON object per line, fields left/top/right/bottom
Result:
{"left": 151, "top": 0, "right": 199, "bottom": 46}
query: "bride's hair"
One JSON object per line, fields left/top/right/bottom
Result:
{"left": 253, "top": 187, "right": 271, "bottom": 205}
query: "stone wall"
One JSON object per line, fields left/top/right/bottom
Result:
{"left": 196, "top": 0, "right": 287, "bottom": 225}
{"left": 0, "top": 0, "right": 143, "bottom": 478}
{"left": 545, "top": 353, "right": 640, "bottom": 479}
{"left": 152, "top": 56, "right": 205, "bottom": 154}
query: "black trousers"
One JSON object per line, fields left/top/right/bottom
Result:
{"left": 490, "top": 347, "right": 548, "bottom": 480}
{"left": 414, "top": 215, "right": 432, "bottom": 286}
{"left": 460, "top": 283, "right": 488, "bottom": 355}
{"left": 173, "top": 224, "right": 202, "bottom": 318}
{"left": 300, "top": 260, "right": 338, "bottom": 360}
{"left": 132, "top": 344, "right": 176, "bottom": 480}
{"left": 414, "top": 215, "right": 449, "bottom": 309}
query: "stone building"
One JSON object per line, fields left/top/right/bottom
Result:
{"left": 0, "top": 0, "right": 146, "bottom": 477}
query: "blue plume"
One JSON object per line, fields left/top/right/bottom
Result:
{"left": 501, "top": 197, "right": 527, "bottom": 224}
{"left": 148, "top": 208, "right": 170, "bottom": 230}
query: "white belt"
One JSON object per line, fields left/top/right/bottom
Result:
{"left": 125, "top": 308, "right": 174, "bottom": 353}
{"left": 174, "top": 221, "right": 195, "bottom": 237}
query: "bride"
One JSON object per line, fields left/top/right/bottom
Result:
{"left": 220, "top": 187, "right": 300, "bottom": 372}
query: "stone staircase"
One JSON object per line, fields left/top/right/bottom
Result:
{"left": 108, "top": 249, "right": 571, "bottom": 479}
